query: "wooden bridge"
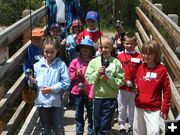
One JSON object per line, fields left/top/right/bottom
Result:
{"left": 0, "top": 0, "right": 180, "bottom": 134}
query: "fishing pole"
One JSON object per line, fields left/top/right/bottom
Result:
{"left": 45, "top": 0, "right": 49, "bottom": 35}
{"left": 95, "top": 0, "right": 109, "bottom": 68}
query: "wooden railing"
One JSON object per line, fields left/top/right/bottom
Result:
{"left": 0, "top": 4, "right": 46, "bottom": 134}
{"left": 136, "top": 0, "right": 180, "bottom": 119}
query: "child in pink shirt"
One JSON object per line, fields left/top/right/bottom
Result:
{"left": 68, "top": 38, "right": 95, "bottom": 135}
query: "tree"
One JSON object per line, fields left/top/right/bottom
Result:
{"left": 0, "top": 0, "right": 43, "bottom": 26}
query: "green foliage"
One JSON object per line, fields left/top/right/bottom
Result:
{"left": 153, "top": 0, "right": 180, "bottom": 16}
{"left": 153, "top": 0, "right": 180, "bottom": 25}
{"left": 0, "top": 0, "right": 43, "bottom": 26}
{"left": 0, "top": 0, "right": 179, "bottom": 29}
{"left": 79, "top": 0, "right": 138, "bottom": 31}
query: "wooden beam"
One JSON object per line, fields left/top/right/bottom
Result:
{"left": 135, "top": 20, "right": 150, "bottom": 43}
{"left": 0, "top": 74, "right": 25, "bottom": 116}
{"left": 0, "top": 6, "right": 46, "bottom": 49}
{"left": 169, "top": 76, "right": 180, "bottom": 113}
{"left": 139, "top": 0, "right": 180, "bottom": 46}
{"left": 1, "top": 102, "right": 27, "bottom": 135}
{"left": 135, "top": 32, "right": 143, "bottom": 50}
{"left": 18, "top": 107, "right": 40, "bottom": 135}
{"left": 0, "top": 41, "right": 30, "bottom": 82}
{"left": 136, "top": 7, "right": 180, "bottom": 81}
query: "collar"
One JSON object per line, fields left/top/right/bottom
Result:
{"left": 40, "top": 57, "right": 60, "bottom": 67}
{"left": 125, "top": 49, "right": 137, "bottom": 54}
{"left": 87, "top": 28, "right": 98, "bottom": 33}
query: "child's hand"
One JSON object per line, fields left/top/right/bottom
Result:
{"left": 61, "top": 39, "right": 66, "bottom": 45}
{"left": 98, "top": 66, "right": 105, "bottom": 75}
{"left": 41, "top": 87, "right": 52, "bottom": 94}
{"left": 76, "top": 69, "right": 83, "bottom": 77}
{"left": 117, "top": 38, "right": 122, "bottom": 45}
{"left": 29, "top": 76, "right": 36, "bottom": 84}
{"left": 160, "top": 112, "right": 168, "bottom": 120}
{"left": 100, "top": 74, "right": 109, "bottom": 81}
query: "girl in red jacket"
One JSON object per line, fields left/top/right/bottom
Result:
{"left": 133, "top": 40, "right": 171, "bottom": 135}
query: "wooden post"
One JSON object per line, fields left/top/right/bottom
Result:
{"left": 41, "top": 1, "right": 47, "bottom": 27}
{"left": 168, "top": 14, "right": 179, "bottom": 25}
{"left": 153, "top": 3, "right": 163, "bottom": 31}
{"left": 22, "top": 9, "right": 33, "bottom": 44}
{"left": 154, "top": 3, "right": 162, "bottom": 11}
{"left": 0, "top": 27, "right": 9, "bottom": 65}
{"left": 167, "top": 14, "right": 179, "bottom": 53}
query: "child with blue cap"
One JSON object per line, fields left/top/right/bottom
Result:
{"left": 68, "top": 38, "right": 95, "bottom": 135}
{"left": 76, "top": 11, "right": 102, "bottom": 49}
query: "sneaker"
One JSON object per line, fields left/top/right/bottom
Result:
{"left": 119, "top": 129, "right": 126, "bottom": 135}
{"left": 127, "top": 127, "right": 133, "bottom": 135}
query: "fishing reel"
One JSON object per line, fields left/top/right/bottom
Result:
{"left": 101, "top": 57, "right": 110, "bottom": 68}
{"left": 25, "top": 68, "right": 33, "bottom": 78}
{"left": 125, "top": 80, "right": 134, "bottom": 88}
{"left": 78, "top": 82, "right": 85, "bottom": 91}
{"left": 126, "top": 80, "right": 137, "bottom": 94}
{"left": 25, "top": 68, "right": 34, "bottom": 88}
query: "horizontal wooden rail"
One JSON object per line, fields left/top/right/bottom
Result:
{"left": 136, "top": 20, "right": 150, "bottom": 43}
{"left": 135, "top": 32, "right": 143, "bottom": 50}
{"left": 0, "top": 41, "right": 31, "bottom": 82}
{"left": 0, "top": 74, "right": 25, "bottom": 117}
{"left": 0, "top": 6, "right": 46, "bottom": 49}
{"left": 18, "top": 107, "right": 40, "bottom": 135}
{"left": 136, "top": 7, "right": 180, "bottom": 81}
{"left": 169, "top": 76, "right": 180, "bottom": 113}
{"left": 139, "top": 0, "right": 180, "bottom": 46}
{"left": 1, "top": 101, "right": 27, "bottom": 135}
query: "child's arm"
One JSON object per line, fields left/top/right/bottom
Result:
{"left": 105, "top": 62, "right": 125, "bottom": 90}
{"left": 86, "top": 60, "right": 99, "bottom": 84}
{"left": 50, "top": 63, "right": 71, "bottom": 94}
{"left": 68, "top": 59, "right": 81, "bottom": 81}
{"left": 161, "top": 70, "right": 171, "bottom": 119}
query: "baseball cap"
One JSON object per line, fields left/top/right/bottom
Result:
{"left": 50, "top": 23, "right": 60, "bottom": 30}
{"left": 32, "top": 28, "right": 44, "bottom": 37}
{"left": 85, "top": 11, "right": 98, "bottom": 22}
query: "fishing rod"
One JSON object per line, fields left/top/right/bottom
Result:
{"left": 45, "top": 0, "right": 49, "bottom": 35}
{"left": 96, "top": 0, "right": 109, "bottom": 68}
{"left": 29, "top": 0, "right": 32, "bottom": 41}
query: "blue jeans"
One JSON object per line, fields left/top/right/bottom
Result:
{"left": 93, "top": 98, "right": 117, "bottom": 135}
{"left": 38, "top": 107, "right": 63, "bottom": 135}
{"left": 74, "top": 94, "right": 93, "bottom": 135}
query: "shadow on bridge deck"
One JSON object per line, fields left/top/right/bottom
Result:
{"left": 18, "top": 105, "right": 121, "bottom": 135}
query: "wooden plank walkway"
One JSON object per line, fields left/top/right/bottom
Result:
{"left": 18, "top": 105, "right": 121, "bottom": 135}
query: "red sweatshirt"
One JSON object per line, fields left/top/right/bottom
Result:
{"left": 135, "top": 63, "right": 171, "bottom": 115}
{"left": 117, "top": 51, "right": 142, "bottom": 92}
{"left": 76, "top": 30, "right": 102, "bottom": 45}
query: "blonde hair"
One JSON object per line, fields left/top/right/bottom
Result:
{"left": 141, "top": 40, "right": 162, "bottom": 64}
{"left": 97, "top": 36, "right": 113, "bottom": 48}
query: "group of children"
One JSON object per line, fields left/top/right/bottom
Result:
{"left": 23, "top": 10, "right": 171, "bottom": 135}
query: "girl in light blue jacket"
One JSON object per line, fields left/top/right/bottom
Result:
{"left": 30, "top": 36, "right": 70, "bottom": 135}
